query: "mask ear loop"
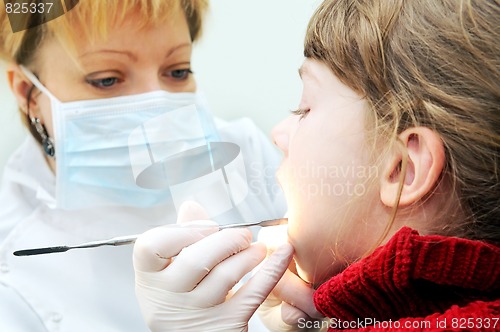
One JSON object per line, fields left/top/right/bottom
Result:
{"left": 20, "top": 65, "right": 58, "bottom": 100}
{"left": 22, "top": 67, "right": 56, "bottom": 158}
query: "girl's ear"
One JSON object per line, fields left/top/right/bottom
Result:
{"left": 380, "top": 127, "right": 445, "bottom": 207}
{"left": 7, "top": 65, "right": 38, "bottom": 117}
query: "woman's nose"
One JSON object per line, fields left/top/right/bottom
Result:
{"left": 271, "top": 115, "right": 295, "bottom": 156}
{"left": 128, "top": 77, "right": 163, "bottom": 95}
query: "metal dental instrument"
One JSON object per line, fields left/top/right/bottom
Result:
{"left": 12, "top": 218, "right": 288, "bottom": 256}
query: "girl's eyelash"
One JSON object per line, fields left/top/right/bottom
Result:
{"left": 291, "top": 108, "right": 310, "bottom": 119}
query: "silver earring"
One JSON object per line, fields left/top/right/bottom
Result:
{"left": 31, "top": 117, "right": 55, "bottom": 158}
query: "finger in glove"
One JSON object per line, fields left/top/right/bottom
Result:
{"left": 227, "top": 243, "right": 295, "bottom": 321}
{"left": 152, "top": 228, "right": 254, "bottom": 292}
{"left": 133, "top": 220, "right": 218, "bottom": 273}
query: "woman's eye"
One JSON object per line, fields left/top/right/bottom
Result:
{"left": 166, "top": 69, "right": 193, "bottom": 80}
{"left": 87, "top": 77, "right": 120, "bottom": 89}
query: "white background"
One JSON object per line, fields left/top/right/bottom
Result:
{"left": 0, "top": 0, "right": 321, "bottom": 173}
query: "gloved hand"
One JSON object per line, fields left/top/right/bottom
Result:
{"left": 257, "top": 225, "right": 324, "bottom": 332}
{"left": 258, "top": 268, "right": 326, "bottom": 331}
{"left": 133, "top": 201, "right": 295, "bottom": 332}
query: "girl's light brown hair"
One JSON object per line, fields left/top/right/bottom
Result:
{"left": 305, "top": 0, "right": 499, "bottom": 243}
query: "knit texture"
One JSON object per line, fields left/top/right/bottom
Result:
{"left": 313, "top": 227, "right": 500, "bottom": 331}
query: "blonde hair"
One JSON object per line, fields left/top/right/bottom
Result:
{"left": 0, "top": 0, "right": 208, "bottom": 64}
{"left": 0, "top": 0, "right": 208, "bottom": 145}
{"left": 305, "top": 0, "right": 500, "bottom": 243}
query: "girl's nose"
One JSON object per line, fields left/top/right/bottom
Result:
{"left": 271, "top": 115, "right": 296, "bottom": 156}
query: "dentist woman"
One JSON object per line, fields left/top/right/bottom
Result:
{"left": 0, "top": 1, "right": 285, "bottom": 331}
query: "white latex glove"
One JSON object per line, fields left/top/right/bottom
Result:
{"left": 258, "top": 269, "right": 326, "bottom": 332}
{"left": 257, "top": 225, "right": 324, "bottom": 332}
{"left": 133, "top": 201, "right": 294, "bottom": 332}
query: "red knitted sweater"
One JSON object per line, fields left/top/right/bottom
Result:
{"left": 313, "top": 227, "right": 500, "bottom": 331}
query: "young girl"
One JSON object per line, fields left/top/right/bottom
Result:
{"left": 133, "top": 0, "right": 499, "bottom": 330}
{"left": 0, "top": 1, "right": 286, "bottom": 330}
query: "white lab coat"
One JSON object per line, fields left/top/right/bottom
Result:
{"left": 0, "top": 117, "right": 286, "bottom": 332}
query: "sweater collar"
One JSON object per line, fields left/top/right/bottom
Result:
{"left": 314, "top": 227, "right": 500, "bottom": 321}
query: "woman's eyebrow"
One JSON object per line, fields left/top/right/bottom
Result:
{"left": 77, "top": 43, "right": 192, "bottom": 61}
{"left": 165, "top": 43, "right": 191, "bottom": 58}
{"left": 79, "top": 49, "right": 138, "bottom": 61}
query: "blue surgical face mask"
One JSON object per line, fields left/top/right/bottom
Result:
{"left": 21, "top": 66, "right": 248, "bottom": 212}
